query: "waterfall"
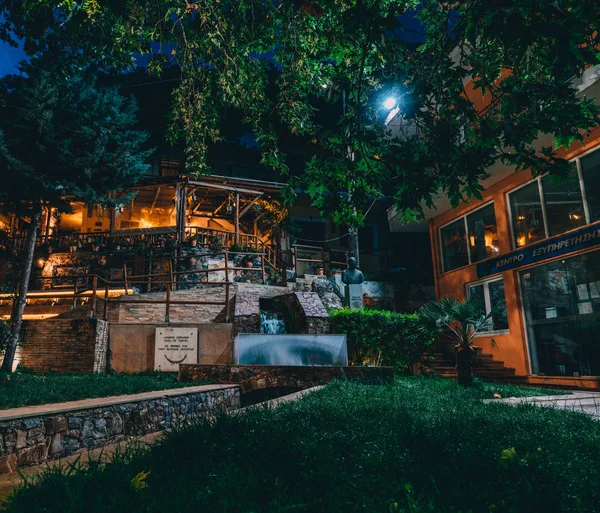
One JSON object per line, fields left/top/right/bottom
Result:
{"left": 260, "top": 311, "right": 286, "bottom": 334}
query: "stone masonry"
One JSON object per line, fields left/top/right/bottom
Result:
{"left": 180, "top": 364, "right": 394, "bottom": 393}
{"left": 19, "top": 318, "right": 108, "bottom": 374}
{"left": 232, "top": 292, "right": 261, "bottom": 336}
{"left": 0, "top": 385, "right": 240, "bottom": 475}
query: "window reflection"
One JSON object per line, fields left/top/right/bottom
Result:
{"left": 581, "top": 149, "right": 600, "bottom": 223}
{"left": 467, "top": 204, "right": 499, "bottom": 263}
{"left": 542, "top": 165, "right": 585, "bottom": 236}
{"left": 521, "top": 251, "right": 600, "bottom": 376}
{"left": 440, "top": 219, "right": 469, "bottom": 272}
{"left": 510, "top": 181, "right": 545, "bottom": 247}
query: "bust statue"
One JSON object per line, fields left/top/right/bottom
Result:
{"left": 341, "top": 257, "right": 365, "bottom": 285}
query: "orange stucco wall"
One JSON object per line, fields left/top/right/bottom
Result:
{"left": 430, "top": 127, "right": 600, "bottom": 376}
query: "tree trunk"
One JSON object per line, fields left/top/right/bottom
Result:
{"left": 455, "top": 343, "right": 475, "bottom": 386}
{"left": 349, "top": 226, "right": 360, "bottom": 267}
{"left": 0, "top": 209, "right": 41, "bottom": 373}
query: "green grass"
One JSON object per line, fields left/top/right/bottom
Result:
{"left": 0, "top": 371, "right": 192, "bottom": 410}
{"left": 3, "top": 377, "right": 597, "bottom": 513}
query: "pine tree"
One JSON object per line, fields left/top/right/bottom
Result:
{"left": 0, "top": 67, "right": 152, "bottom": 373}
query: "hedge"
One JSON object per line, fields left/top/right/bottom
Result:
{"left": 330, "top": 308, "right": 435, "bottom": 373}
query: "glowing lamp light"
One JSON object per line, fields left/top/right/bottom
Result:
{"left": 383, "top": 97, "right": 397, "bottom": 110}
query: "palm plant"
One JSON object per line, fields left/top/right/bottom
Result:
{"left": 418, "top": 296, "right": 494, "bottom": 386}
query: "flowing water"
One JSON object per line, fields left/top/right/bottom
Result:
{"left": 234, "top": 334, "right": 348, "bottom": 366}
{"left": 260, "top": 311, "right": 287, "bottom": 334}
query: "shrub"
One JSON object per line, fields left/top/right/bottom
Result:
{"left": 0, "top": 320, "right": 10, "bottom": 356}
{"left": 330, "top": 308, "right": 435, "bottom": 373}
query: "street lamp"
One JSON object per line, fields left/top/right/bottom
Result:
{"left": 383, "top": 97, "right": 397, "bottom": 110}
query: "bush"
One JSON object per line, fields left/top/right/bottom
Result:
{"left": 330, "top": 308, "right": 435, "bottom": 373}
{"left": 0, "top": 320, "right": 10, "bottom": 355}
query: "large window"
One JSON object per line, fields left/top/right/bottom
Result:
{"left": 509, "top": 146, "right": 600, "bottom": 248}
{"left": 520, "top": 249, "right": 600, "bottom": 376}
{"left": 440, "top": 203, "right": 499, "bottom": 273}
{"left": 581, "top": 149, "right": 600, "bottom": 223}
{"left": 467, "top": 277, "right": 509, "bottom": 332}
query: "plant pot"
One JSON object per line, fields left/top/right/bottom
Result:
{"left": 191, "top": 239, "right": 198, "bottom": 247}
{"left": 243, "top": 260, "right": 254, "bottom": 268}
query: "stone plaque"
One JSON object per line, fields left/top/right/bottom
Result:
{"left": 155, "top": 327, "right": 198, "bottom": 372}
{"left": 345, "top": 284, "right": 364, "bottom": 310}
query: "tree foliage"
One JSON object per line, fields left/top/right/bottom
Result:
{"left": 1, "top": 0, "right": 599, "bottom": 225}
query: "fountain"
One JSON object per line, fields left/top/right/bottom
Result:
{"left": 234, "top": 333, "right": 348, "bottom": 366}
{"left": 260, "top": 311, "right": 286, "bottom": 334}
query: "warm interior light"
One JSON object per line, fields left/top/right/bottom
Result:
{"left": 517, "top": 236, "right": 526, "bottom": 247}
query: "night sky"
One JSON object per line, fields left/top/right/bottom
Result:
{"left": 0, "top": 41, "right": 25, "bottom": 76}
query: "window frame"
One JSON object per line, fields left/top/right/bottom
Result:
{"left": 438, "top": 201, "right": 497, "bottom": 274}
{"left": 466, "top": 276, "right": 510, "bottom": 335}
{"left": 507, "top": 146, "right": 600, "bottom": 250}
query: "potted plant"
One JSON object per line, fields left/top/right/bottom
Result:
{"left": 190, "top": 233, "right": 199, "bottom": 247}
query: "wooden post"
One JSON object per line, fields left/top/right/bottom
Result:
{"left": 234, "top": 192, "right": 240, "bottom": 245}
{"left": 91, "top": 276, "right": 98, "bottom": 317}
{"left": 165, "top": 285, "right": 171, "bottom": 323}
{"left": 123, "top": 265, "right": 129, "bottom": 295}
{"left": 103, "top": 282, "right": 109, "bottom": 320}
{"left": 72, "top": 277, "right": 78, "bottom": 311}
{"left": 225, "top": 282, "right": 231, "bottom": 323}
{"left": 261, "top": 252, "right": 266, "bottom": 284}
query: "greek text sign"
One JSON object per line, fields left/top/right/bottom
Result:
{"left": 477, "top": 223, "right": 600, "bottom": 278}
{"left": 155, "top": 328, "right": 198, "bottom": 372}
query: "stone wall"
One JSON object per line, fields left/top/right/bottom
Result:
{"left": 180, "top": 364, "right": 394, "bottom": 393}
{"left": 272, "top": 292, "right": 330, "bottom": 335}
{"left": 19, "top": 318, "right": 108, "bottom": 374}
{"left": 0, "top": 385, "right": 240, "bottom": 475}
{"left": 232, "top": 292, "right": 261, "bottom": 336}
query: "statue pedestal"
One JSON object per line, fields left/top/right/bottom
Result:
{"left": 345, "top": 284, "right": 364, "bottom": 310}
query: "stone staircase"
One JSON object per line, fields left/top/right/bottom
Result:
{"left": 429, "top": 340, "right": 527, "bottom": 384}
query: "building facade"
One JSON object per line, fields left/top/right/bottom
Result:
{"left": 428, "top": 126, "right": 600, "bottom": 387}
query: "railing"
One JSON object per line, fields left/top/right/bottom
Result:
{"left": 293, "top": 244, "right": 347, "bottom": 277}
{"left": 4, "top": 226, "right": 282, "bottom": 276}
{"left": 1, "top": 251, "right": 240, "bottom": 323}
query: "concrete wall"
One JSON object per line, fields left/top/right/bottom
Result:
{"left": 109, "top": 323, "right": 234, "bottom": 373}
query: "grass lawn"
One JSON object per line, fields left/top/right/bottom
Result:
{"left": 0, "top": 371, "right": 192, "bottom": 410}
{"left": 2, "top": 377, "right": 596, "bottom": 513}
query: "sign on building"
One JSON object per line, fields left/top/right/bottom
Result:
{"left": 155, "top": 327, "right": 198, "bottom": 372}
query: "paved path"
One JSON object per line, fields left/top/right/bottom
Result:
{"left": 0, "top": 386, "right": 323, "bottom": 503}
{"left": 487, "top": 392, "right": 600, "bottom": 419}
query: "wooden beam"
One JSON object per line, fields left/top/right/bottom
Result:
{"left": 149, "top": 186, "right": 161, "bottom": 214}
{"left": 239, "top": 195, "right": 261, "bottom": 218}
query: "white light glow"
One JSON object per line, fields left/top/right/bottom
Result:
{"left": 383, "top": 97, "right": 397, "bottom": 110}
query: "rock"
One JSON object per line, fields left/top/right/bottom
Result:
{"left": 68, "top": 417, "right": 83, "bottom": 430}
{"left": 320, "top": 292, "right": 343, "bottom": 310}
{"left": 0, "top": 454, "right": 17, "bottom": 475}
{"left": 15, "top": 430, "right": 27, "bottom": 450}
{"left": 50, "top": 434, "right": 64, "bottom": 456}
{"left": 22, "top": 418, "right": 41, "bottom": 430}
{"left": 16, "top": 442, "right": 48, "bottom": 466}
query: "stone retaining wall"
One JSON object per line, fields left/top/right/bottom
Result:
{"left": 180, "top": 364, "right": 394, "bottom": 393}
{"left": 0, "top": 385, "right": 240, "bottom": 475}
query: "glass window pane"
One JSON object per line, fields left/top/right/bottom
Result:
{"left": 581, "top": 148, "right": 600, "bottom": 223}
{"left": 468, "top": 284, "right": 485, "bottom": 307}
{"left": 440, "top": 219, "right": 469, "bottom": 272}
{"left": 542, "top": 165, "right": 585, "bottom": 236}
{"left": 466, "top": 204, "right": 499, "bottom": 263}
{"left": 510, "top": 181, "right": 546, "bottom": 248}
{"left": 488, "top": 280, "right": 509, "bottom": 330}
{"left": 520, "top": 250, "right": 600, "bottom": 376}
